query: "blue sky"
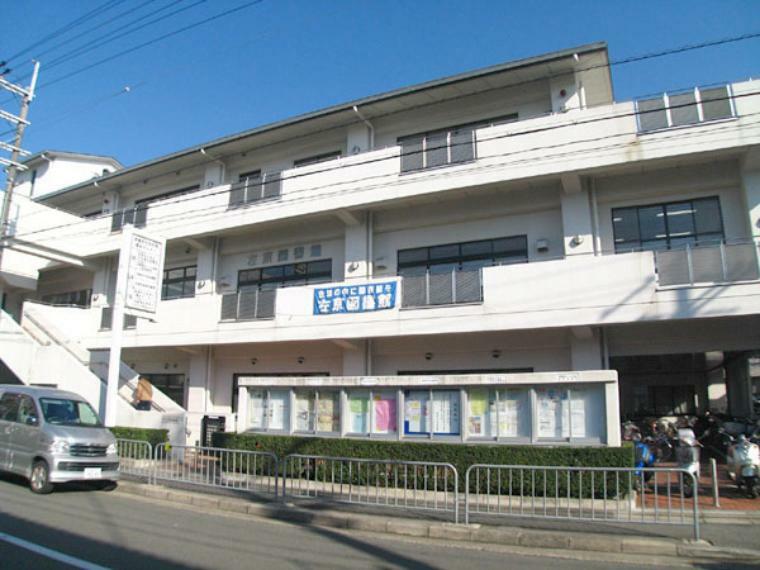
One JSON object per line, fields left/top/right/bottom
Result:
{"left": 1, "top": 0, "right": 759, "bottom": 171}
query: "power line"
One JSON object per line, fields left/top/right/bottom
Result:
{"left": 11, "top": 105, "right": 760, "bottom": 245}
{"left": 2, "top": 0, "right": 124, "bottom": 66}
{"left": 38, "top": 0, "right": 264, "bottom": 91}
{"left": 8, "top": 89, "right": 758, "bottom": 240}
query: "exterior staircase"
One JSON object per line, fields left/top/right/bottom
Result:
{"left": 0, "top": 302, "right": 186, "bottom": 443}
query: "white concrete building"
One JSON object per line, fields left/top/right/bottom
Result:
{"left": 1, "top": 42, "right": 758, "bottom": 447}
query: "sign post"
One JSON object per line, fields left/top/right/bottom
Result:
{"left": 104, "top": 226, "right": 165, "bottom": 427}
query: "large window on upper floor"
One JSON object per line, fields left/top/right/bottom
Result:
{"left": 612, "top": 197, "right": 724, "bottom": 253}
{"left": 636, "top": 85, "right": 734, "bottom": 132}
{"left": 237, "top": 259, "right": 332, "bottom": 291}
{"left": 229, "top": 169, "right": 282, "bottom": 208}
{"left": 161, "top": 265, "right": 196, "bottom": 300}
{"left": 111, "top": 185, "right": 200, "bottom": 231}
{"left": 398, "top": 114, "right": 517, "bottom": 173}
{"left": 293, "top": 151, "right": 342, "bottom": 168}
{"left": 397, "top": 236, "right": 527, "bottom": 307}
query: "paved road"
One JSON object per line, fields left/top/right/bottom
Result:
{"left": 0, "top": 474, "right": 752, "bottom": 569}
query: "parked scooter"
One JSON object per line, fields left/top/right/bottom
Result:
{"left": 727, "top": 434, "right": 760, "bottom": 499}
{"left": 633, "top": 434, "right": 656, "bottom": 489}
{"left": 674, "top": 428, "right": 700, "bottom": 498}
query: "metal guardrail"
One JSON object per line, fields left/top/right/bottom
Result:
{"left": 220, "top": 289, "right": 276, "bottom": 321}
{"left": 228, "top": 171, "right": 282, "bottom": 208}
{"left": 464, "top": 464, "right": 700, "bottom": 540}
{"left": 401, "top": 268, "right": 482, "bottom": 308}
{"left": 282, "top": 454, "right": 459, "bottom": 523}
{"left": 153, "top": 443, "right": 279, "bottom": 497}
{"left": 654, "top": 241, "right": 759, "bottom": 287}
{"left": 116, "top": 439, "right": 154, "bottom": 480}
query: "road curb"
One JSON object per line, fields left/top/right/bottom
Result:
{"left": 114, "top": 480, "right": 760, "bottom": 563}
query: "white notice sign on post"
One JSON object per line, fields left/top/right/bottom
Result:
{"left": 124, "top": 231, "right": 165, "bottom": 318}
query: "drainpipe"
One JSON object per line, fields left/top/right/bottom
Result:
{"left": 366, "top": 211, "right": 374, "bottom": 279}
{"left": 352, "top": 105, "right": 375, "bottom": 150}
{"left": 200, "top": 148, "right": 226, "bottom": 184}
{"left": 590, "top": 178, "right": 601, "bottom": 256}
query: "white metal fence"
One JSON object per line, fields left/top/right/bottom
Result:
{"left": 655, "top": 241, "right": 759, "bottom": 287}
{"left": 117, "top": 441, "right": 704, "bottom": 538}
{"left": 464, "top": 464, "right": 700, "bottom": 540}
{"left": 281, "top": 454, "right": 460, "bottom": 522}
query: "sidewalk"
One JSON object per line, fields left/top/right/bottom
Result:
{"left": 114, "top": 479, "right": 760, "bottom": 565}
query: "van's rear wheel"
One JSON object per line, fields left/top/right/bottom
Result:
{"left": 30, "top": 460, "right": 53, "bottom": 494}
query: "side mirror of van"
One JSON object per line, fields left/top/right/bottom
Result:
{"left": 25, "top": 416, "right": 38, "bottom": 426}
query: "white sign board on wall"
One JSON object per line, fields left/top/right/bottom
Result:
{"left": 124, "top": 230, "right": 165, "bottom": 319}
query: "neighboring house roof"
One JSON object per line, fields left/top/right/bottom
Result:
{"left": 22, "top": 150, "right": 123, "bottom": 169}
{"left": 39, "top": 42, "right": 610, "bottom": 204}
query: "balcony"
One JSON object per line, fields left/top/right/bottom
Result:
{"left": 401, "top": 268, "right": 483, "bottom": 308}
{"left": 220, "top": 289, "right": 276, "bottom": 321}
{"left": 654, "top": 241, "right": 760, "bottom": 287}
{"left": 228, "top": 172, "right": 282, "bottom": 208}
{"left": 636, "top": 85, "right": 734, "bottom": 132}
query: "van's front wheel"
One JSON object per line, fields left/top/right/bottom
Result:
{"left": 30, "top": 460, "right": 53, "bottom": 494}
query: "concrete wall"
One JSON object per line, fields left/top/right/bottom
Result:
{"left": 14, "top": 157, "right": 118, "bottom": 200}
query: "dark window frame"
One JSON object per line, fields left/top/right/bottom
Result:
{"left": 397, "top": 235, "right": 528, "bottom": 272}
{"left": 161, "top": 265, "right": 196, "bottom": 301}
{"left": 111, "top": 184, "right": 201, "bottom": 232}
{"left": 237, "top": 259, "right": 332, "bottom": 291}
{"left": 398, "top": 114, "right": 518, "bottom": 173}
{"left": 41, "top": 289, "right": 92, "bottom": 308}
{"left": 611, "top": 196, "right": 724, "bottom": 253}
{"left": 293, "top": 150, "right": 342, "bottom": 168}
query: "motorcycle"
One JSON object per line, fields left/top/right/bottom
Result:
{"left": 674, "top": 428, "right": 700, "bottom": 498}
{"left": 727, "top": 434, "right": 760, "bottom": 499}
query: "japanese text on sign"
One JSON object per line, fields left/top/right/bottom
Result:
{"left": 125, "top": 233, "right": 164, "bottom": 314}
{"left": 313, "top": 281, "right": 396, "bottom": 315}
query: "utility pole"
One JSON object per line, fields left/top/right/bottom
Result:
{"left": 0, "top": 61, "right": 41, "bottom": 241}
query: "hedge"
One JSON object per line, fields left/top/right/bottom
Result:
{"left": 213, "top": 433, "right": 633, "bottom": 497}
{"left": 111, "top": 426, "right": 169, "bottom": 449}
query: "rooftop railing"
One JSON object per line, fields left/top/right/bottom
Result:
{"left": 636, "top": 85, "right": 735, "bottom": 132}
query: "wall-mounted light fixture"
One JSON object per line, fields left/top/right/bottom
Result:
{"left": 250, "top": 357, "right": 258, "bottom": 366}
{"left": 491, "top": 349, "right": 502, "bottom": 359}
{"left": 424, "top": 352, "right": 433, "bottom": 361}
{"left": 297, "top": 356, "right": 305, "bottom": 364}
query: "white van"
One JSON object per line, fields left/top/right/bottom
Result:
{"left": 0, "top": 385, "right": 119, "bottom": 493}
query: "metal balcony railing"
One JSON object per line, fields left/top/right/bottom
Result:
{"left": 401, "top": 268, "right": 483, "bottom": 308}
{"left": 228, "top": 171, "right": 282, "bottom": 208}
{"left": 654, "top": 241, "right": 760, "bottom": 287}
{"left": 100, "top": 307, "right": 137, "bottom": 330}
{"left": 220, "top": 289, "right": 276, "bottom": 321}
{"left": 635, "top": 84, "right": 735, "bottom": 132}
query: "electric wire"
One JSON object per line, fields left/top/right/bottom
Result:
{"left": 2, "top": 0, "right": 125, "bottom": 66}
{"left": 10, "top": 104, "right": 760, "bottom": 246}
{"left": 7, "top": 91, "right": 759, "bottom": 241}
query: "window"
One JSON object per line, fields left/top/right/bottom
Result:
{"left": 161, "top": 266, "right": 196, "bottom": 300}
{"left": 238, "top": 259, "right": 331, "bottom": 291}
{"left": 399, "top": 115, "right": 517, "bottom": 173}
{"left": 535, "top": 385, "right": 603, "bottom": 441}
{"left": 403, "top": 389, "right": 460, "bottom": 436}
{"left": 228, "top": 170, "right": 282, "bottom": 207}
{"left": 612, "top": 197, "right": 724, "bottom": 252}
{"left": 346, "top": 390, "right": 397, "bottom": 435}
{"left": 294, "top": 389, "right": 340, "bottom": 433}
{"left": 293, "top": 151, "right": 342, "bottom": 168}
{"left": 248, "top": 389, "right": 290, "bottom": 431}
{"left": 0, "top": 393, "right": 19, "bottom": 421}
{"left": 112, "top": 185, "right": 200, "bottom": 231}
{"left": 42, "top": 289, "right": 92, "bottom": 308}
{"left": 39, "top": 398, "right": 102, "bottom": 427}
{"left": 398, "top": 236, "right": 527, "bottom": 307}
{"left": 467, "top": 387, "right": 530, "bottom": 439}
{"left": 636, "top": 85, "right": 734, "bottom": 132}
{"left": 141, "top": 374, "right": 185, "bottom": 407}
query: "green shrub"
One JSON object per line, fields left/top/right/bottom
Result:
{"left": 111, "top": 426, "right": 168, "bottom": 449}
{"left": 213, "top": 432, "right": 633, "bottom": 496}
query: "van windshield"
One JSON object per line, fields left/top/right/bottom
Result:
{"left": 39, "top": 398, "right": 103, "bottom": 427}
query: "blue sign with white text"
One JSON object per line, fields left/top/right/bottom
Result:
{"left": 313, "top": 281, "right": 397, "bottom": 315}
